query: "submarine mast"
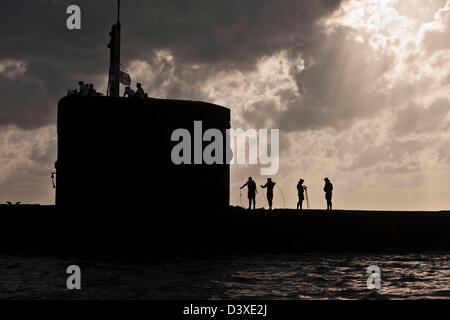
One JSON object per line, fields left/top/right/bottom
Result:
{"left": 107, "top": 0, "right": 121, "bottom": 97}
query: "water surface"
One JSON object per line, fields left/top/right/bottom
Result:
{"left": 0, "top": 253, "right": 448, "bottom": 299}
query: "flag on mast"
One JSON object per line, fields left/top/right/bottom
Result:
{"left": 119, "top": 71, "right": 131, "bottom": 85}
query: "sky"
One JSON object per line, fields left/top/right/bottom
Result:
{"left": 0, "top": 0, "right": 450, "bottom": 210}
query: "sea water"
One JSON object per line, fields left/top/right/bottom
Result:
{"left": 0, "top": 253, "right": 448, "bottom": 299}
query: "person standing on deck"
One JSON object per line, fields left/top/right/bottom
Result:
{"left": 240, "top": 177, "right": 257, "bottom": 210}
{"left": 261, "top": 178, "right": 276, "bottom": 210}
{"left": 323, "top": 177, "right": 333, "bottom": 211}
{"left": 297, "top": 179, "right": 307, "bottom": 210}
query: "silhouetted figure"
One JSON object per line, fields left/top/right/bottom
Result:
{"left": 297, "top": 179, "right": 307, "bottom": 210}
{"left": 124, "top": 86, "right": 135, "bottom": 97}
{"left": 240, "top": 177, "right": 257, "bottom": 210}
{"left": 6, "top": 201, "right": 21, "bottom": 206}
{"left": 324, "top": 177, "right": 333, "bottom": 211}
{"left": 51, "top": 171, "right": 56, "bottom": 189}
{"left": 261, "top": 178, "right": 276, "bottom": 210}
{"left": 78, "top": 81, "right": 88, "bottom": 96}
{"left": 88, "top": 84, "right": 96, "bottom": 96}
{"left": 135, "top": 82, "right": 145, "bottom": 98}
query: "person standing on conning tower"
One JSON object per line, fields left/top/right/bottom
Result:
{"left": 240, "top": 177, "right": 257, "bottom": 210}
{"left": 261, "top": 178, "right": 276, "bottom": 210}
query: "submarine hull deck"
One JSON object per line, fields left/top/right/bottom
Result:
{"left": 1, "top": 205, "right": 449, "bottom": 254}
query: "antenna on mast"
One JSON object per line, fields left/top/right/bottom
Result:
{"left": 117, "top": 0, "right": 120, "bottom": 23}
{"left": 107, "top": 0, "right": 121, "bottom": 97}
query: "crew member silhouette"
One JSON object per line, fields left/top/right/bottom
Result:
{"left": 124, "top": 86, "right": 135, "bottom": 97}
{"left": 297, "top": 179, "right": 307, "bottom": 210}
{"left": 261, "top": 178, "right": 276, "bottom": 210}
{"left": 240, "top": 177, "right": 257, "bottom": 210}
{"left": 88, "top": 84, "right": 96, "bottom": 96}
{"left": 78, "top": 81, "right": 88, "bottom": 96}
{"left": 135, "top": 82, "right": 145, "bottom": 98}
{"left": 323, "top": 177, "right": 333, "bottom": 211}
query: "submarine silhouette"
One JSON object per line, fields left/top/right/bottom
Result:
{"left": 1, "top": 1, "right": 450, "bottom": 255}
{"left": 0, "top": 2, "right": 234, "bottom": 254}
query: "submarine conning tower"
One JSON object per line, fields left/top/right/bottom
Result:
{"left": 55, "top": 96, "right": 230, "bottom": 217}
{"left": 55, "top": 1, "right": 230, "bottom": 221}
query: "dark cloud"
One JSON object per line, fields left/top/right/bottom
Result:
{"left": 0, "top": 69, "right": 54, "bottom": 129}
{"left": 242, "top": 98, "right": 279, "bottom": 128}
{"left": 393, "top": 98, "right": 450, "bottom": 135}
{"left": 0, "top": 0, "right": 343, "bottom": 129}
